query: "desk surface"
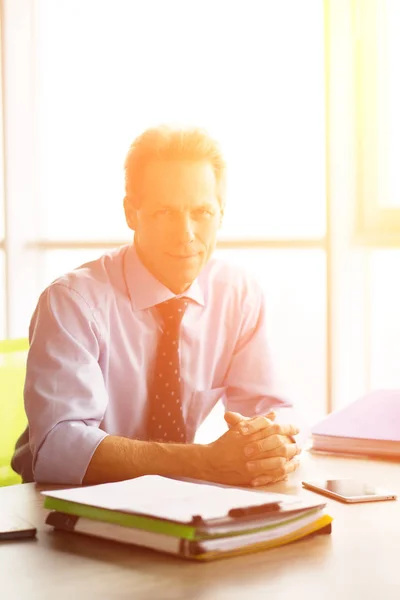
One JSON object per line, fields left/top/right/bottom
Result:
{"left": 1, "top": 452, "right": 400, "bottom": 600}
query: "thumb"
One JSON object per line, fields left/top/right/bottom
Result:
{"left": 224, "top": 410, "right": 277, "bottom": 428}
{"left": 224, "top": 411, "right": 245, "bottom": 428}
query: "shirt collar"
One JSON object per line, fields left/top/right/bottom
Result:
{"left": 123, "top": 244, "right": 205, "bottom": 311}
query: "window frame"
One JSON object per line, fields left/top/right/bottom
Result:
{"left": 355, "top": 0, "right": 400, "bottom": 242}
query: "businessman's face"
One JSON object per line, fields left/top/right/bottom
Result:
{"left": 124, "top": 159, "right": 222, "bottom": 294}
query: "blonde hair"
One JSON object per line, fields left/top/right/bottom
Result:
{"left": 124, "top": 125, "right": 226, "bottom": 208}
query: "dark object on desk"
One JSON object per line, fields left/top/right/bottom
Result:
{"left": 311, "top": 390, "right": 400, "bottom": 458}
{"left": 228, "top": 501, "right": 281, "bottom": 518}
{"left": 0, "top": 514, "right": 37, "bottom": 540}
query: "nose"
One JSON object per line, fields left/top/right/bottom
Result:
{"left": 175, "top": 213, "right": 195, "bottom": 243}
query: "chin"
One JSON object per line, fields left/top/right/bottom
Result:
{"left": 169, "top": 269, "right": 201, "bottom": 292}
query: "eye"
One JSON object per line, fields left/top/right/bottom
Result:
{"left": 155, "top": 209, "right": 173, "bottom": 217}
{"left": 194, "top": 208, "right": 213, "bottom": 218}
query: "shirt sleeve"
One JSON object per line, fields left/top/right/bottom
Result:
{"left": 25, "top": 283, "right": 109, "bottom": 484}
{"left": 222, "top": 283, "right": 308, "bottom": 448}
{"left": 223, "top": 282, "right": 293, "bottom": 416}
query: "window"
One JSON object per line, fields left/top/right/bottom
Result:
{"left": 369, "top": 249, "right": 400, "bottom": 389}
{"left": 357, "top": 0, "right": 400, "bottom": 237}
{"left": 34, "top": 0, "right": 325, "bottom": 242}
{"left": 0, "top": 16, "right": 5, "bottom": 338}
{"left": 38, "top": 249, "right": 112, "bottom": 290}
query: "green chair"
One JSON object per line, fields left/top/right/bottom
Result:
{"left": 0, "top": 338, "right": 29, "bottom": 486}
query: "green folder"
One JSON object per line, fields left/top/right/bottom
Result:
{"left": 44, "top": 496, "right": 195, "bottom": 539}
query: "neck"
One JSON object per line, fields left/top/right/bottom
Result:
{"left": 133, "top": 238, "right": 193, "bottom": 295}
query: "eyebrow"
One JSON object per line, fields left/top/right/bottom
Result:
{"left": 154, "top": 202, "right": 216, "bottom": 210}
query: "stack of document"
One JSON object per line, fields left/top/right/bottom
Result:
{"left": 42, "top": 475, "right": 332, "bottom": 561}
{"left": 311, "top": 390, "right": 400, "bottom": 458}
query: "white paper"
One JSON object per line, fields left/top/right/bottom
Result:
{"left": 42, "top": 475, "right": 299, "bottom": 523}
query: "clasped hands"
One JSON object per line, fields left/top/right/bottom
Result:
{"left": 206, "top": 410, "right": 301, "bottom": 487}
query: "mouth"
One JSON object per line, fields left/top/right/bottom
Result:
{"left": 167, "top": 253, "right": 200, "bottom": 260}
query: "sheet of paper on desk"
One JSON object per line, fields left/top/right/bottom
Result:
{"left": 42, "top": 475, "right": 299, "bottom": 523}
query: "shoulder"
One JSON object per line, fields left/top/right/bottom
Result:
{"left": 38, "top": 245, "right": 130, "bottom": 314}
{"left": 200, "top": 256, "right": 264, "bottom": 307}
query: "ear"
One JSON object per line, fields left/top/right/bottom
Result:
{"left": 123, "top": 196, "right": 138, "bottom": 231}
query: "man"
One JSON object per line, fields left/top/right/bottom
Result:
{"left": 12, "top": 125, "right": 301, "bottom": 486}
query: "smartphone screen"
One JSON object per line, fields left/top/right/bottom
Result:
{"left": 302, "top": 479, "right": 397, "bottom": 503}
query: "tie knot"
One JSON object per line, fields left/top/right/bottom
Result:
{"left": 156, "top": 297, "right": 188, "bottom": 326}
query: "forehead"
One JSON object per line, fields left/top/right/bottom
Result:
{"left": 139, "top": 159, "right": 218, "bottom": 207}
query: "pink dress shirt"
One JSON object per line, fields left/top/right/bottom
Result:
{"left": 16, "top": 244, "right": 295, "bottom": 483}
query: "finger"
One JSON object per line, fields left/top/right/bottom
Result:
{"left": 271, "top": 423, "right": 300, "bottom": 437}
{"left": 225, "top": 410, "right": 276, "bottom": 429}
{"left": 247, "top": 425, "right": 300, "bottom": 444}
{"left": 251, "top": 457, "right": 300, "bottom": 487}
{"left": 272, "top": 442, "right": 300, "bottom": 461}
{"left": 245, "top": 427, "right": 282, "bottom": 444}
{"left": 240, "top": 417, "right": 299, "bottom": 437}
{"left": 250, "top": 475, "right": 273, "bottom": 486}
{"left": 247, "top": 412, "right": 276, "bottom": 432}
{"left": 244, "top": 433, "right": 287, "bottom": 456}
{"left": 245, "top": 440, "right": 299, "bottom": 460}
{"left": 239, "top": 415, "right": 276, "bottom": 436}
{"left": 251, "top": 474, "right": 288, "bottom": 487}
{"left": 284, "top": 457, "right": 301, "bottom": 475}
{"left": 224, "top": 411, "right": 245, "bottom": 428}
{"left": 246, "top": 456, "right": 287, "bottom": 477}
{"left": 254, "top": 459, "right": 300, "bottom": 484}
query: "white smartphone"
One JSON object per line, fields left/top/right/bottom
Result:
{"left": 302, "top": 479, "right": 397, "bottom": 503}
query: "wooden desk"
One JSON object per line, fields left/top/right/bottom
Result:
{"left": 1, "top": 452, "right": 400, "bottom": 600}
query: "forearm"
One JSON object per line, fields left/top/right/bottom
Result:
{"left": 83, "top": 435, "right": 213, "bottom": 485}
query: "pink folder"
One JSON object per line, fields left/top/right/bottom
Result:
{"left": 311, "top": 390, "right": 400, "bottom": 457}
